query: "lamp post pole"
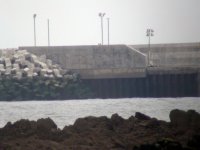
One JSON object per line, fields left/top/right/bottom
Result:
{"left": 33, "top": 14, "right": 37, "bottom": 46}
{"left": 47, "top": 19, "right": 50, "bottom": 46}
{"left": 146, "top": 28, "right": 154, "bottom": 66}
{"left": 99, "top": 13, "right": 106, "bottom": 45}
{"left": 107, "top": 18, "right": 110, "bottom": 45}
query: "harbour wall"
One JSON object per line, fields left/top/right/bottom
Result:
{"left": 20, "top": 45, "right": 147, "bottom": 79}
{"left": 20, "top": 43, "right": 200, "bottom": 97}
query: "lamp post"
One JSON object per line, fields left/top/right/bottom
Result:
{"left": 99, "top": 12, "right": 106, "bottom": 45}
{"left": 33, "top": 14, "right": 37, "bottom": 46}
{"left": 107, "top": 18, "right": 110, "bottom": 45}
{"left": 146, "top": 28, "right": 154, "bottom": 66}
{"left": 47, "top": 19, "right": 50, "bottom": 46}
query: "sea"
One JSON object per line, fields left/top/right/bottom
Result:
{"left": 0, "top": 97, "right": 200, "bottom": 129}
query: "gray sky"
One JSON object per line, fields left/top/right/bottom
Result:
{"left": 0, "top": 0, "right": 200, "bottom": 48}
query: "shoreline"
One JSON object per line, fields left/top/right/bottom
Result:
{"left": 0, "top": 109, "right": 200, "bottom": 150}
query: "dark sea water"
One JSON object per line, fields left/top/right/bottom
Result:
{"left": 0, "top": 97, "right": 200, "bottom": 129}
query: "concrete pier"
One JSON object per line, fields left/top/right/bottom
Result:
{"left": 20, "top": 42, "right": 200, "bottom": 98}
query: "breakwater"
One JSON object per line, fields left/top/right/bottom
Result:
{"left": 20, "top": 43, "right": 200, "bottom": 98}
{"left": 0, "top": 49, "right": 94, "bottom": 100}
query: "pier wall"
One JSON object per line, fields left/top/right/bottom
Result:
{"left": 20, "top": 45, "right": 147, "bottom": 78}
{"left": 84, "top": 73, "right": 198, "bottom": 98}
{"left": 20, "top": 43, "right": 200, "bottom": 97}
{"left": 132, "top": 43, "right": 200, "bottom": 67}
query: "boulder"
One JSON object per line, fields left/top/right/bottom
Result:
{"left": 27, "top": 69, "right": 33, "bottom": 77}
{"left": 4, "top": 58, "right": 12, "bottom": 68}
{"left": 135, "top": 112, "right": 151, "bottom": 120}
{"left": 73, "top": 116, "right": 112, "bottom": 132}
{"left": 36, "top": 118, "right": 57, "bottom": 136}
{"left": 169, "top": 109, "right": 200, "bottom": 129}
{"left": 134, "top": 139, "right": 183, "bottom": 150}
{"left": 0, "top": 119, "right": 37, "bottom": 138}
{"left": 53, "top": 69, "right": 62, "bottom": 78}
{"left": 170, "top": 109, "right": 189, "bottom": 128}
{"left": 5, "top": 68, "right": 11, "bottom": 75}
{"left": 187, "top": 110, "right": 200, "bottom": 129}
{"left": 111, "top": 113, "right": 124, "bottom": 127}
{"left": 15, "top": 71, "right": 22, "bottom": 79}
{"left": 38, "top": 55, "right": 47, "bottom": 63}
{"left": 33, "top": 72, "right": 38, "bottom": 77}
{"left": 46, "top": 59, "right": 52, "bottom": 66}
{"left": 187, "top": 134, "right": 200, "bottom": 149}
{"left": 40, "top": 69, "right": 47, "bottom": 76}
{"left": 34, "top": 61, "right": 48, "bottom": 69}
{"left": 0, "top": 58, "right": 5, "bottom": 64}
{"left": 29, "top": 54, "right": 38, "bottom": 63}
{"left": 64, "top": 74, "right": 74, "bottom": 80}
{"left": 0, "top": 64, "right": 4, "bottom": 70}
{"left": 12, "top": 63, "right": 20, "bottom": 69}
{"left": 33, "top": 67, "right": 41, "bottom": 74}
{"left": 11, "top": 68, "right": 16, "bottom": 75}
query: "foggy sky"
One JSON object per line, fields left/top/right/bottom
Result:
{"left": 0, "top": 0, "right": 200, "bottom": 48}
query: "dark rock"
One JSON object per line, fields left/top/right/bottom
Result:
{"left": 170, "top": 109, "right": 200, "bottom": 129}
{"left": 170, "top": 109, "right": 189, "bottom": 128}
{"left": 36, "top": 117, "right": 57, "bottom": 131}
{"left": 145, "top": 118, "right": 160, "bottom": 128}
{"left": 0, "top": 110, "right": 199, "bottom": 150}
{"left": 36, "top": 118, "right": 57, "bottom": 139}
{"left": 134, "top": 139, "right": 183, "bottom": 150}
{"left": 111, "top": 113, "right": 125, "bottom": 126}
{"left": 157, "top": 139, "right": 183, "bottom": 150}
{"left": 73, "top": 116, "right": 112, "bottom": 132}
{"left": 187, "top": 110, "right": 200, "bottom": 129}
{"left": 4, "top": 121, "right": 12, "bottom": 129}
{"left": 187, "top": 134, "right": 200, "bottom": 149}
{"left": 135, "top": 112, "right": 151, "bottom": 120}
{"left": 0, "top": 119, "right": 36, "bottom": 138}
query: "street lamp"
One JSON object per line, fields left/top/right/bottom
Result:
{"left": 146, "top": 28, "right": 154, "bottom": 66}
{"left": 33, "top": 14, "right": 37, "bottom": 46}
{"left": 47, "top": 19, "right": 50, "bottom": 46}
{"left": 98, "top": 12, "right": 106, "bottom": 45}
{"left": 107, "top": 18, "right": 110, "bottom": 45}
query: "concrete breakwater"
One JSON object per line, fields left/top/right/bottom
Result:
{"left": 0, "top": 49, "right": 64, "bottom": 79}
{"left": 21, "top": 43, "right": 200, "bottom": 98}
{"left": 0, "top": 49, "right": 94, "bottom": 100}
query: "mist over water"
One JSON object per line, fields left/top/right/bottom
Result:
{"left": 0, "top": 97, "right": 200, "bottom": 129}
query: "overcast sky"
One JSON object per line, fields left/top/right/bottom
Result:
{"left": 0, "top": 0, "right": 200, "bottom": 48}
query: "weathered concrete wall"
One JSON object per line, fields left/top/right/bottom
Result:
{"left": 20, "top": 43, "right": 200, "bottom": 79}
{"left": 20, "top": 45, "right": 147, "bottom": 79}
{"left": 19, "top": 43, "right": 200, "bottom": 97}
{"left": 131, "top": 42, "right": 200, "bottom": 67}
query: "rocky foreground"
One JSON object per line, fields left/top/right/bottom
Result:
{"left": 0, "top": 109, "right": 200, "bottom": 150}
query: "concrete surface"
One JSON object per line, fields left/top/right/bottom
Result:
{"left": 131, "top": 42, "right": 200, "bottom": 67}
{"left": 20, "top": 45, "right": 147, "bottom": 79}
{"left": 20, "top": 43, "right": 200, "bottom": 79}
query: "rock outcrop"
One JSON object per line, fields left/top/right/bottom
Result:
{"left": 170, "top": 109, "right": 200, "bottom": 129}
{"left": 0, "top": 109, "right": 199, "bottom": 150}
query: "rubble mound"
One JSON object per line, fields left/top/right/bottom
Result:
{"left": 0, "top": 49, "right": 65, "bottom": 79}
{"left": 0, "top": 109, "right": 199, "bottom": 150}
{"left": 0, "top": 49, "right": 95, "bottom": 100}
